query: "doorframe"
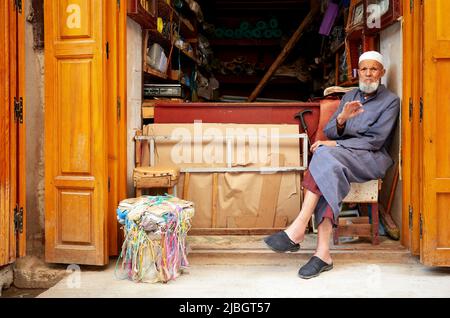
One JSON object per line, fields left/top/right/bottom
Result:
{"left": 16, "top": 0, "right": 27, "bottom": 259}
{"left": 105, "top": 1, "right": 128, "bottom": 255}
{"left": 401, "top": 0, "right": 422, "bottom": 255}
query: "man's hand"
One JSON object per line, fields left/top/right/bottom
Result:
{"left": 310, "top": 140, "right": 337, "bottom": 153}
{"left": 337, "top": 101, "right": 364, "bottom": 125}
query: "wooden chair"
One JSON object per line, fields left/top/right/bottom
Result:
{"left": 133, "top": 166, "right": 180, "bottom": 197}
{"left": 314, "top": 98, "right": 383, "bottom": 245}
{"left": 333, "top": 179, "right": 382, "bottom": 245}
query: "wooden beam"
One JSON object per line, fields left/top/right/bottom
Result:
{"left": 247, "top": 2, "right": 320, "bottom": 102}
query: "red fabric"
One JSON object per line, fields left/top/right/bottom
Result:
{"left": 315, "top": 99, "right": 341, "bottom": 142}
{"left": 301, "top": 98, "right": 342, "bottom": 227}
{"left": 302, "top": 170, "right": 335, "bottom": 225}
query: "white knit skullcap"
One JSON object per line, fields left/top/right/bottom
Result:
{"left": 359, "top": 51, "right": 384, "bottom": 67}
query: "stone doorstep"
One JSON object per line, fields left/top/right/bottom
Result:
{"left": 187, "top": 248, "right": 417, "bottom": 266}
{"left": 184, "top": 235, "right": 415, "bottom": 266}
{"left": 0, "top": 265, "right": 14, "bottom": 297}
{"left": 12, "top": 256, "right": 68, "bottom": 289}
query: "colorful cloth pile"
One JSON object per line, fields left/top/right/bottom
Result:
{"left": 115, "top": 195, "right": 195, "bottom": 283}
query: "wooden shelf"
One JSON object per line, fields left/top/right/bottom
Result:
{"left": 146, "top": 30, "right": 199, "bottom": 64}
{"left": 157, "top": 0, "right": 197, "bottom": 39}
{"left": 143, "top": 64, "right": 168, "bottom": 79}
{"left": 143, "top": 64, "right": 182, "bottom": 82}
{"left": 174, "top": 44, "right": 199, "bottom": 63}
{"left": 209, "top": 39, "right": 281, "bottom": 47}
{"left": 127, "top": 0, "right": 156, "bottom": 30}
{"left": 146, "top": 29, "right": 171, "bottom": 50}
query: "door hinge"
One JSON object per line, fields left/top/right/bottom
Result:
{"left": 408, "top": 205, "right": 413, "bottom": 231}
{"left": 408, "top": 97, "right": 413, "bottom": 122}
{"left": 106, "top": 41, "right": 110, "bottom": 59}
{"left": 419, "top": 97, "right": 423, "bottom": 123}
{"left": 108, "top": 176, "right": 111, "bottom": 193}
{"left": 410, "top": 0, "right": 414, "bottom": 13}
{"left": 14, "top": 204, "right": 23, "bottom": 234}
{"left": 117, "top": 97, "right": 121, "bottom": 121}
{"left": 14, "top": 0, "right": 22, "bottom": 13}
{"left": 419, "top": 213, "right": 423, "bottom": 239}
{"left": 117, "top": 0, "right": 121, "bottom": 10}
{"left": 14, "top": 97, "right": 23, "bottom": 123}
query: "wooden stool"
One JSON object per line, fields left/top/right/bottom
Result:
{"left": 333, "top": 179, "right": 382, "bottom": 245}
{"left": 133, "top": 166, "right": 180, "bottom": 197}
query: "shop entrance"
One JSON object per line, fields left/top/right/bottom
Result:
{"left": 41, "top": 0, "right": 450, "bottom": 267}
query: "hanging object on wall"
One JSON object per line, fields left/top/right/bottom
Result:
{"left": 319, "top": 1, "right": 339, "bottom": 36}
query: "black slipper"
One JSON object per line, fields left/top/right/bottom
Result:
{"left": 263, "top": 231, "right": 300, "bottom": 253}
{"left": 298, "top": 256, "right": 333, "bottom": 279}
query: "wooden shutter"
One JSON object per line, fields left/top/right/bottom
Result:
{"left": 44, "top": 0, "right": 108, "bottom": 265}
{"left": 0, "top": 0, "right": 26, "bottom": 266}
{"left": 421, "top": 0, "right": 450, "bottom": 266}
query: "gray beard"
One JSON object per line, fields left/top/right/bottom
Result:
{"left": 359, "top": 81, "right": 380, "bottom": 94}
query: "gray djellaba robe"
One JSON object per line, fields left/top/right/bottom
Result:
{"left": 309, "top": 84, "right": 400, "bottom": 226}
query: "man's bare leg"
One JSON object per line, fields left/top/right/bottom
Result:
{"left": 284, "top": 189, "right": 320, "bottom": 243}
{"left": 314, "top": 218, "right": 333, "bottom": 264}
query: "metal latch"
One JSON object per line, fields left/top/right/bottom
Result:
{"left": 408, "top": 97, "right": 413, "bottom": 122}
{"left": 14, "top": 0, "right": 22, "bottom": 13}
{"left": 14, "top": 97, "right": 23, "bottom": 123}
{"left": 117, "top": 97, "right": 121, "bottom": 121}
{"left": 409, "top": 205, "right": 413, "bottom": 231}
{"left": 419, "top": 97, "right": 423, "bottom": 123}
{"left": 106, "top": 41, "right": 110, "bottom": 59}
{"left": 14, "top": 204, "right": 23, "bottom": 234}
{"left": 419, "top": 213, "right": 423, "bottom": 239}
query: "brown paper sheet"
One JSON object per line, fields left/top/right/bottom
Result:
{"left": 137, "top": 124, "right": 302, "bottom": 229}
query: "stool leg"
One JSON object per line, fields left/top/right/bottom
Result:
{"left": 371, "top": 202, "right": 379, "bottom": 245}
{"left": 333, "top": 228, "right": 339, "bottom": 245}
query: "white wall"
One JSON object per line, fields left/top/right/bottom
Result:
{"left": 380, "top": 21, "right": 403, "bottom": 228}
{"left": 25, "top": 1, "right": 45, "bottom": 256}
{"left": 126, "top": 18, "right": 143, "bottom": 197}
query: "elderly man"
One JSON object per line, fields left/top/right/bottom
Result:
{"left": 264, "top": 51, "right": 400, "bottom": 279}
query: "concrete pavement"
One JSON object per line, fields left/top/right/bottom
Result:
{"left": 37, "top": 257, "right": 450, "bottom": 298}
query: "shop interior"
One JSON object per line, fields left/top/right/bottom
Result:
{"left": 124, "top": 0, "right": 403, "bottom": 250}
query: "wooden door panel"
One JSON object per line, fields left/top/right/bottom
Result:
{"left": 1, "top": 0, "right": 26, "bottom": 265}
{"left": 58, "top": 59, "right": 92, "bottom": 174}
{"left": 45, "top": 0, "right": 108, "bottom": 265}
{"left": 421, "top": 0, "right": 450, "bottom": 266}
{"left": 59, "top": 190, "right": 93, "bottom": 244}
